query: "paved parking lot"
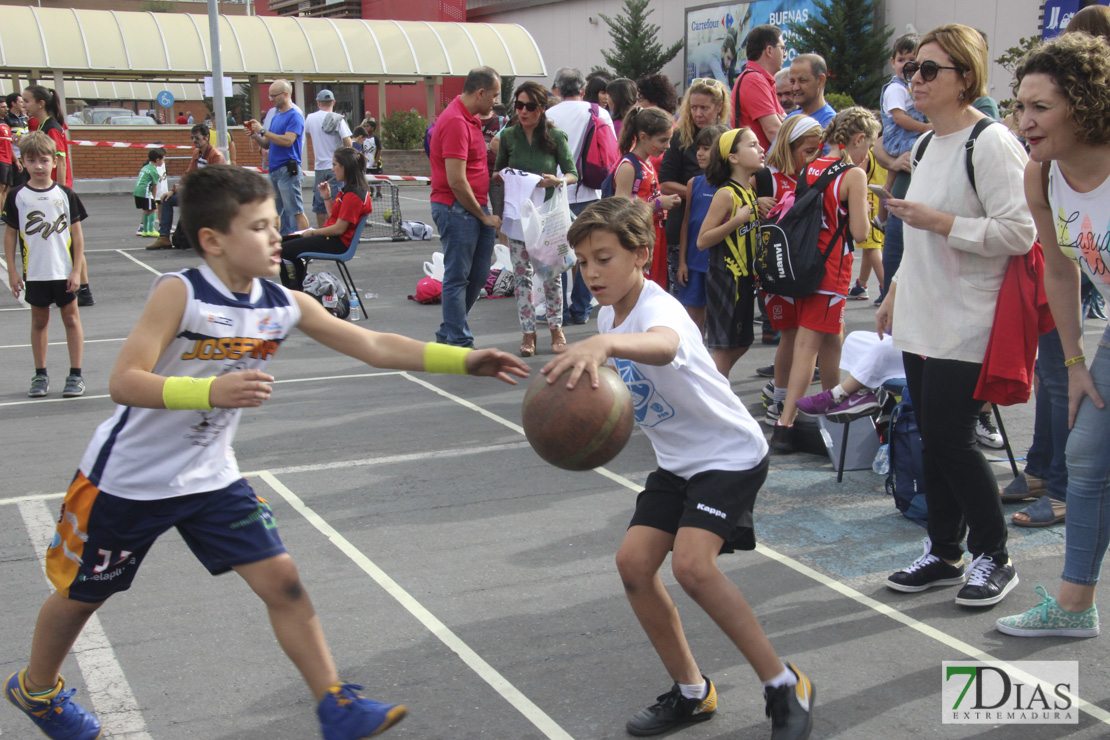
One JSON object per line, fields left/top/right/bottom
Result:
{"left": 1, "top": 188, "right": 1107, "bottom": 739}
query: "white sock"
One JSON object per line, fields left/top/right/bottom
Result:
{"left": 830, "top": 385, "right": 847, "bottom": 403}
{"left": 773, "top": 387, "right": 787, "bottom": 404}
{"left": 678, "top": 680, "right": 707, "bottom": 700}
{"left": 763, "top": 665, "right": 797, "bottom": 689}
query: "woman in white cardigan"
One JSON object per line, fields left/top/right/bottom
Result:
{"left": 875, "top": 24, "right": 1035, "bottom": 608}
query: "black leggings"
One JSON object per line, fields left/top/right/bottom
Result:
{"left": 280, "top": 233, "right": 347, "bottom": 290}
{"left": 902, "top": 353, "right": 1008, "bottom": 563}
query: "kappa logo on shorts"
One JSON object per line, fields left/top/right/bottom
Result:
{"left": 696, "top": 503, "right": 727, "bottom": 519}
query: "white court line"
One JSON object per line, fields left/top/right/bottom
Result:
{"left": 114, "top": 249, "right": 162, "bottom": 276}
{"left": 0, "top": 440, "right": 529, "bottom": 507}
{"left": 0, "top": 371, "right": 403, "bottom": 409}
{"left": 17, "top": 501, "right": 153, "bottom": 739}
{"left": 0, "top": 253, "right": 31, "bottom": 308}
{"left": 0, "top": 337, "right": 127, "bottom": 350}
{"left": 400, "top": 374, "right": 1110, "bottom": 726}
{"left": 257, "top": 471, "right": 575, "bottom": 740}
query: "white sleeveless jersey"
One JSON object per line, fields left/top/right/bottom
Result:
{"left": 79, "top": 264, "right": 302, "bottom": 501}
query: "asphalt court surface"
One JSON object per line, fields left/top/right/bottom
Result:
{"left": 1, "top": 190, "right": 1108, "bottom": 738}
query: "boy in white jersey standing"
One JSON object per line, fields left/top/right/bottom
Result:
{"left": 3, "top": 131, "right": 87, "bottom": 398}
{"left": 542, "top": 198, "right": 814, "bottom": 739}
{"left": 4, "top": 165, "right": 529, "bottom": 740}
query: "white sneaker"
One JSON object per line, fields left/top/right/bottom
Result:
{"left": 975, "top": 413, "right": 1004, "bottom": 449}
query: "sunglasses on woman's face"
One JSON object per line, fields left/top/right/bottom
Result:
{"left": 514, "top": 100, "right": 539, "bottom": 112}
{"left": 903, "top": 60, "right": 961, "bottom": 82}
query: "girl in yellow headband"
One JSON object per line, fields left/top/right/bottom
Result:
{"left": 695, "top": 126, "right": 765, "bottom": 378}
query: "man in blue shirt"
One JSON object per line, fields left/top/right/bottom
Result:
{"left": 786, "top": 54, "right": 835, "bottom": 129}
{"left": 248, "top": 79, "right": 308, "bottom": 235}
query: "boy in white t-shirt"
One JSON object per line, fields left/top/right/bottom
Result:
{"left": 2, "top": 131, "right": 87, "bottom": 399}
{"left": 542, "top": 197, "right": 814, "bottom": 740}
{"left": 880, "top": 33, "right": 931, "bottom": 196}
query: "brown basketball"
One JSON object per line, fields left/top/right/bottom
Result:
{"left": 521, "top": 365, "right": 635, "bottom": 471}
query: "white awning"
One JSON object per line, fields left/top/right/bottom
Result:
{"left": 0, "top": 6, "right": 545, "bottom": 81}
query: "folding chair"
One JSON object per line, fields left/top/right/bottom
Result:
{"left": 300, "top": 214, "right": 370, "bottom": 320}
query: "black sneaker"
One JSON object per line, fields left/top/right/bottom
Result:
{"left": 765, "top": 663, "right": 814, "bottom": 740}
{"left": 763, "top": 401, "right": 783, "bottom": 427}
{"left": 757, "top": 364, "right": 776, "bottom": 378}
{"left": 770, "top": 423, "right": 795, "bottom": 454}
{"left": 625, "top": 677, "right": 716, "bottom": 736}
{"left": 761, "top": 380, "right": 775, "bottom": 408}
{"left": 76, "top": 285, "right": 95, "bottom": 307}
{"left": 887, "top": 539, "right": 966, "bottom": 593}
{"left": 955, "top": 555, "right": 1019, "bottom": 606}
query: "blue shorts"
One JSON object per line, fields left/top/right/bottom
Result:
{"left": 676, "top": 269, "right": 707, "bottom": 308}
{"left": 46, "top": 473, "right": 287, "bottom": 602}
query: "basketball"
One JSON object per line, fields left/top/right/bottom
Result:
{"left": 521, "top": 366, "right": 635, "bottom": 471}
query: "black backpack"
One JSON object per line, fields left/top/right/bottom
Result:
{"left": 754, "top": 159, "right": 853, "bottom": 298}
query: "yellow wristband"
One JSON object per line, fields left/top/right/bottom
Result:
{"left": 424, "top": 343, "right": 471, "bottom": 375}
{"left": 1065, "top": 355, "right": 1086, "bottom": 368}
{"left": 162, "top": 376, "right": 216, "bottom": 410}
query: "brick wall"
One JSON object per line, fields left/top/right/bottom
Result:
{"left": 68, "top": 126, "right": 429, "bottom": 180}
{"left": 70, "top": 126, "right": 264, "bottom": 180}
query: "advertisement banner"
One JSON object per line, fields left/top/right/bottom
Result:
{"left": 684, "top": 0, "right": 821, "bottom": 91}
{"left": 1041, "top": 0, "right": 1110, "bottom": 40}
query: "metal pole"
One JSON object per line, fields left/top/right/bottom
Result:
{"left": 207, "top": 0, "right": 229, "bottom": 155}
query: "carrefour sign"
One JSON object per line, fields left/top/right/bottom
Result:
{"left": 685, "top": 1, "right": 820, "bottom": 90}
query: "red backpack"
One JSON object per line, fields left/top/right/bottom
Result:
{"left": 575, "top": 103, "right": 620, "bottom": 191}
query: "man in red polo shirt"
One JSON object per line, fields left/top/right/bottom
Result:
{"left": 429, "top": 66, "right": 502, "bottom": 347}
{"left": 731, "top": 24, "right": 786, "bottom": 150}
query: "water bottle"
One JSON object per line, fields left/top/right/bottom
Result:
{"left": 348, "top": 291, "right": 361, "bottom": 321}
{"left": 872, "top": 444, "right": 890, "bottom": 475}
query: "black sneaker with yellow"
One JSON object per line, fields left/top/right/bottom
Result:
{"left": 764, "top": 663, "right": 814, "bottom": 740}
{"left": 625, "top": 676, "right": 716, "bottom": 736}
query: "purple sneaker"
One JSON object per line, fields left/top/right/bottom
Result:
{"left": 795, "top": 389, "right": 838, "bottom": 415}
{"left": 827, "top": 390, "right": 881, "bottom": 417}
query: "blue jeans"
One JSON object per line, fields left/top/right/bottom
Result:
{"left": 561, "top": 200, "right": 595, "bottom": 323}
{"left": 270, "top": 164, "right": 305, "bottom": 236}
{"left": 158, "top": 193, "right": 178, "bottom": 237}
{"left": 881, "top": 214, "right": 903, "bottom": 299}
{"left": 1061, "top": 324, "right": 1110, "bottom": 586}
{"left": 312, "top": 170, "right": 341, "bottom": 215}
{"left": 1025, "top": 329, "right": 1069, "bottom": 500}
{"left": 431, "top": 200, "right": 496, "bottom": 347}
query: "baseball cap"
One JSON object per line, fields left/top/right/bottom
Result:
{"left": 316, "top": 89, "right": 335, "bottom": 102}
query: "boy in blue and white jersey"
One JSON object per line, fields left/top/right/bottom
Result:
{"left": 3, "top": 165, "right": 529, "bottom": 740}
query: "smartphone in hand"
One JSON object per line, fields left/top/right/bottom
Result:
{"left": 868, "top": 184, "right": 894, "bottom": 200}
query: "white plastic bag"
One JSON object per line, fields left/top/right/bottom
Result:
{"left": 520, "top": 185, "right": 576, "bottom": 279}
{"left": 423, "top": 251, "right": 445, "bottom": 281}
{"left": 491, "top": 243, "right": 512, "bottom": 272}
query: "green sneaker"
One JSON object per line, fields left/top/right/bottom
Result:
{"left": 996, "top": 585, "right": 1099, "bottom": 638}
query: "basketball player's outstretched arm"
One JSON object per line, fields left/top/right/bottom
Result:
{"left": 293, "top": 292, "right": 529, "bottom": 384}
{"left": 541, "top": 327, "right": 679, "bottom": 390}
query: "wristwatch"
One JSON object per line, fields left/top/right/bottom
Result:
{"left": 258, "top": 127, "right": 267, "bottom": 137}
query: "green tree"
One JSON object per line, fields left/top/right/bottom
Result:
{"left": 787, "top": 0, "right": 891, "bottom": 110}
{"left": 994, "top": 36, "right": 1040, "bottom": 114}
{"left": 600, "top": 0, "right": 684, "bottom": 80}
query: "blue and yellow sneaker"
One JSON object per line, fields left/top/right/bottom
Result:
{"left": 317, "top": 683, "right": 406, "bottom": 739}
{"left": 5, "top": 670, "right": 102, "bottom": 740}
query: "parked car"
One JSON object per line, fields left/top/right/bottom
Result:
{"left": 65, "top": 114, "right": 85, "bottom": 126}
{"left": 107, "top": 116, "right": 156, "bottom": 125}
{"left": 81, "top": 108, "right": 136, "bottom": 125}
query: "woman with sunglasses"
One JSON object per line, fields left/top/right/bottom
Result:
{"left": 493, "top": 81, "right": 578, "bottom": 357}
{"left": 876, "top": 25, "right": 1035, "bottom": 608}
{"left": 994, "top": 31, "right": 1110, "bottom": 639}
{"left": 659, "top": 79, "right": 732, "bottom": 295}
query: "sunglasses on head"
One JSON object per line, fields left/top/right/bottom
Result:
{"left": 903, "top": 60, "right": 961, "bottom": 82}
{"left": 690, "top": 78, "right": 720, "bottom": 89}
{"left": 514, "top": 100, "right": 539, "bottom": 112}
